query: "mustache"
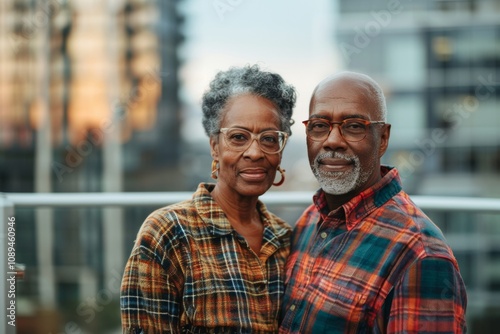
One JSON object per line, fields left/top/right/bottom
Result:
{"left": 313, "top": 152, "right": 356, "bottom": 165}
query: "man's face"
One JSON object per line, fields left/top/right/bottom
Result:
{"left": 306, "top": 77, "right": 390, "bottom": 196}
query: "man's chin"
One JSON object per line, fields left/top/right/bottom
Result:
{"left": 316, "top": 173, "right": 358, "bottom": 195}
{"left": 322, "top": 187, "right": 350, "bottom": 195}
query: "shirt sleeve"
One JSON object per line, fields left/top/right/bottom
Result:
{"left": 120, "top": 219, "right": 184, "bottom": 333}
{"left": 386, "top": 256, "right": 467, "bottom": 333}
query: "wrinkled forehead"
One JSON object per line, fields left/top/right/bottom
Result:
{"left": 309, "top": 78, "right": 376, "bottom": 116}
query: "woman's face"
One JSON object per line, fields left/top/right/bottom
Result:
{"left": 210, "top": 94, "right": 283, "bottom": 198}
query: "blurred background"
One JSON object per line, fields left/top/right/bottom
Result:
{"left": 1, "top": 0, "right": 500, "bottom": 332}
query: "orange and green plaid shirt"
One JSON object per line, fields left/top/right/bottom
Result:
{"left": 279, "top": 166, "right": 467, "bottom": 333}
{"left": 120, "top": 183, "right": 291, "bottom": 334}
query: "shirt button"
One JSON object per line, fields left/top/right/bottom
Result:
{"left": 290, "top": 304, "right": 296, "bottom": 311}
{"left": 320, "top": 232, "right": 327, "bottom": 239}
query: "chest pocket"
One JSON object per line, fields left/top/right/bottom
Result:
{"left": 311, "top": 279, "right": 373, "bottom": 332}
{"left": 182, "top": 237, "right": 251, "bottom": 328}
{"left": 180, "top": 240, "right": 232, "bottom": 327}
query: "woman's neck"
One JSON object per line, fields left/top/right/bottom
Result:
{"left": 211, "top": 184, "right": 264, "bottom": 254}
{"left": 211, "top": 184, "right": 260, "bottom": 225}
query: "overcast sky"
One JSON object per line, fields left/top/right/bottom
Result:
{"left": 178, "top": 0, "right": 341, "bottom": 141}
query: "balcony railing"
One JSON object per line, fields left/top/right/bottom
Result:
{"left": 3, "top": 192, "right": 500, "bottom": 211}
{"left": 1, "top": 192, "right": 500, "bottom": 333}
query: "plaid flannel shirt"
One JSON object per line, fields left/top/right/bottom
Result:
{"left": 279, "top": 166, "right": 467, "bottom": 333}
{"left": 121, "top": 183, "right": 291, "bottom": 334}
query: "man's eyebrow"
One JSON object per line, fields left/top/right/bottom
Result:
{"left": 308, "top": 114, "right": 329, "bottom": 120}
{"left": 308, "top": 114, "right": 370, "bottom": 120}
{"left": 344, "top": 114, "right": 369, "bottom": 120}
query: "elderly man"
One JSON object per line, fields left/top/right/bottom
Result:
{"left": 279, "top": 72, "right": 467, "bottom": 333}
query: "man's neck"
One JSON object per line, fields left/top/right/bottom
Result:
{"left": 324, "top": 192, "right": 353, "bottom": 212}
{"left": 323, "top": 168, "right": 384, "bottom": 212}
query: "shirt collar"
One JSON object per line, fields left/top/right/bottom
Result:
{"left": 193, "top": 182, "right": 282, "bottom": 237}
{"left": 312, "top": 166, "right": 402, "bottom": 230}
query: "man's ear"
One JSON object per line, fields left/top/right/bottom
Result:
{"left": 210, "top": 136, "right": 219, "bottom": 160}
{"left": 378, "top": 123, "right": 391, "bottom": 158}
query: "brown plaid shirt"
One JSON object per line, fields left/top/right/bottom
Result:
{"left": 120, "top": 183, "right": 291, "bottom": 334}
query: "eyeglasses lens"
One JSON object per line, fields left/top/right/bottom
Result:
{"left": 222, "top": 128, "right": 286, "bottom": 153}
{"left": 305, "top": 119, "right": 367, "bottom": 142}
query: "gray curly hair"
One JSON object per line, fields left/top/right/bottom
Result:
{"left": 202, "top": 65, "right": 296, "bottom": 137}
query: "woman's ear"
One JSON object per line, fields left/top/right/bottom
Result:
{"left": 210, "top": 136, "right": 219, "bottom": 160}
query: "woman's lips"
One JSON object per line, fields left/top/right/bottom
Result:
{"left": 239, "top": 168, "right": 268, "bottom": 181}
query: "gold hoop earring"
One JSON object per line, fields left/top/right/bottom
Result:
{"left": 211, "top": 160, "right": 219, "bottom": 180}
{"left": 273, "top": 166, "right": 285, "bottom": 186}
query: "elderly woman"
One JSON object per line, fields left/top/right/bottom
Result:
{"left": 120, "top": 64, "right": 296, "bottom": 333}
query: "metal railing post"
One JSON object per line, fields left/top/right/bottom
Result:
{"left": 0, "top": 194, "right": 16, "bottom": 334}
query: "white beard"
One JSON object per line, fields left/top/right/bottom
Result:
{"left": 311, "top": 152, "right": 373, "bottom": 195}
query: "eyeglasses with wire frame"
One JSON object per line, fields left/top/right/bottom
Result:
{"left": 219, "top": 128, "right": 288, "bottom": 154}
{"left": 302, "top": 118, "right": 386, "bottom": 142}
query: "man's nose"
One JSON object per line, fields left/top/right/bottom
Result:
{"left": 323, "top": 124, "right": 348, "bottom": 149}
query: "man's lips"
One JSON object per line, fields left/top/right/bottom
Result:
{"left": 318, "top": 158, "right": 353, "bottom": 172}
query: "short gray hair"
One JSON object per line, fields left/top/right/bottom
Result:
{"left": 347, "top": 72, "right": 387, "bottom": 121}
{"left": 202, "top": 64, "right": 296, "bottom": 136}
{"left": 319, "top": 71, "right": 387, "bottom": 121}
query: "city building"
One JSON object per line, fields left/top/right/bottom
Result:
{"left": 335, "top": 0, "right": 500, "bottom": 331}
{"left": 0, "top": 0, "right": 185, "bottom": 331}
